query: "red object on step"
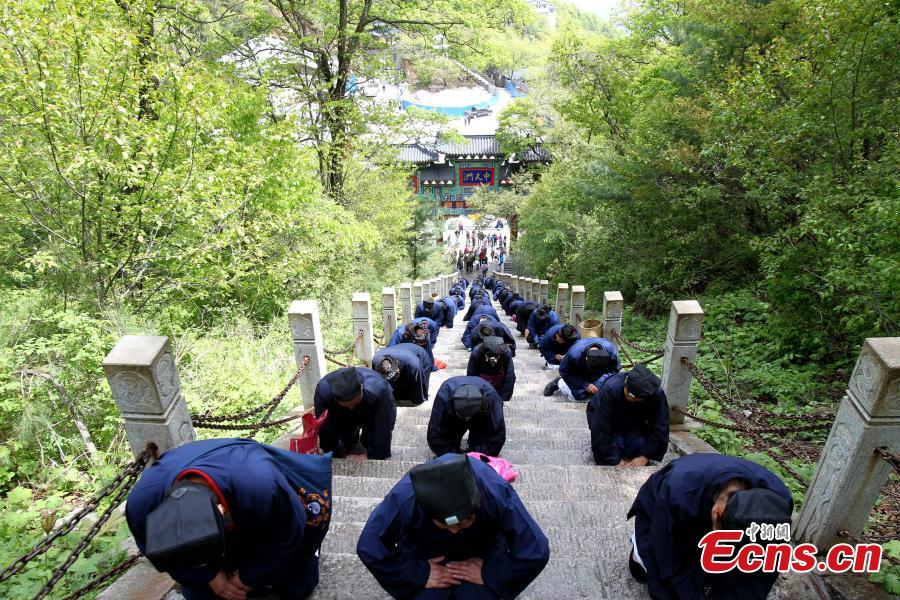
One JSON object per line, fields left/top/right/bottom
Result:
{"left": 434, "top": 359, "right": 447, "bottom": 370}
{"left": 290, "top": 410, "right": 328, "bottom": 454}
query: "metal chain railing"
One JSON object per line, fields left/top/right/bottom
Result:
{"left": 191, "top": 356, "right": 310, "bottom": 427}
{"left": 877, "top": 447, "right": 900, "bottom": 478}
{"left": 671, "top": 406, "right": 831, "bottom": 435}
{"left": 0, "top": 444, "right": 158, "bottom": 597}
{"left": 838, "top": 530, "right": 900, "bottom": 566}
{"left": 680, "top": 357, "right": 834, "bottom": 423}
{"left": 192, "top": 407, "right": 312, "bottom": 432}
{"left": 324, "top": 329, "right": 364, "bottom": 357}
{"left": 61, "top": 554, "right": 141, "bottom": 600}
{"left": 612, "top": 331, "right": 664, "bottom": 355}
{"left": 0, "top": 445, "right": 158, "bottom": 584}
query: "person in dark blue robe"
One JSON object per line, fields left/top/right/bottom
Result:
{"left": 463, "top": 316, "right": 517, "bottom": 356}
{"left": 513, "top": 302, "right": 538, "bottom": 335}
{"left": 427, "top": 376, "right": 506, "bottom": 457}
{"left": 467, "top": 337, "right": 516, "bottom": 403}
{"left": 314, "top": 367, "right": 396, "bottom": 460}
{"left": 126, "top": 439, "right": 332, "bottom": 600}
{"left": 468, "top": 283, "right": 484, "bottom": 300}
{"left": 495, "top": 288, "right": 509, "bottom": 303}
{"left": 374, "top": 343, "right": 433, "bottom": 407}
{"left": 627, "top": 454, "right": 793, "bottom": 600}
{"left": 466, "top": 302, "right": 499, "bottom": 323}
{"left": 416, "top": 298, "right": 453, "bottom": 329}
{"left": 537, "top": 324, "right": 580, "bottom": 367}
{"left": 587, "top": 365, "right": 669, "bottom": 466}
{"left": 502, "top": 294, "right": 522, "bottom": 315}
{"left": 545, "top": 337, "right": 620, "bottom": 401}
{"left": 389, "top": 321, "right": 439, "bottom": 372}
{"left": 356, "top": 454, "right": 549, "bottom": 599}
{"left": 442, "top": 296, "right": 460, "bottom": 321}
{"left": 524, "top": 305, "right": 561, "bottom": 347}
{"left": 449, "top": 293, "right": 466, "bottom": 310}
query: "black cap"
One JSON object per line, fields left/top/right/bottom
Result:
{"left": 423, "top": 300, "right": 434, "bottom": 312}
{"left": 482, "top": 336, "right": 506, "bottom": 356}
{"left": 144, "top": 481, "right": 226, "bottom": 572}
{"left": 451, "top": 384, "right": 485, "bottom": 419}
{"left": 410, "top": 455, "right": 480, "bottom": 525}
{"left": 328, "top": 367, "right": 362, "bottom": 402}
{"left": 722, "top": 488, "right": 792, "bottom": 531}
{"left": 585, "top": 345, "right": 612, "bottom": 371}
{"left": 626, "top": 364, "right": 661, "bottom": 399}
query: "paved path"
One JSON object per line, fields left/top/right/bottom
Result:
{"left": 310, "top": 290, "right": 662, "bottom": 599}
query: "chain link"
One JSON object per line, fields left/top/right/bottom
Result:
{"left": 876, "top": 447, "right": 900, "bottom": 478}
{"left": 194, "top": 408, "right": 311, "bottom": 432}
{"left": 192, "top": 356, "right": 310, "bottom": 426}
{"left": 680, "top": 357, "right": 834, "bottom": 423}
{"left": 672, "top": 406, "right": 831, "bottom": 435}
{"left": 61, "top": 554, "right": 141, "bottom": 600}
{"left": 0, "top": 444, "right": 158, "bottom": 584}
{"left": 612, "top": 331, "right": 664, "bottom": 355}
{"left": 324, "top": 329, "right": 365, "bottom": 357}
{"left": 838, "top": 530, "right": 900, "bottom": 567}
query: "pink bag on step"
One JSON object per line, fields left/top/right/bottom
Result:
{"left": 467, "top": 452, "right": 518, "bottom": 483}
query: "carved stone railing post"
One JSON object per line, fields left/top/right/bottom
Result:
{"left": 602, "top": 291, "right": 624, "bottom": 348}
{"left": 570, "top": 285, "right": 585, "bottom": 327}
{"left": 288, "top": 301, "right": 327, "bottom": 410}
{"left": 382, "top": 288, "right": 397, "bottom": 343}
{"left": 422, "top": 280, "right": 431, "bottom": 299}
{"left": 399, "top": 283, "right": 413, "bottom": 325}
{"left": 795, "top": 338, "right": 900, "bottom": 548}
{"left": 539, "top": 280, "right": 549, "bottom": 306}
{"left": 413, "top": 281, "right": 423, "bottom": 309}
{"left": 555, "top": 284, "right": 569, "bottom": 322}
{"left": 511, "top": 276, "right": 520, "bottom": 295}
{"left": 103, "top": 336, "right": 196, "bottom": 457}
{"left": 352, "top": 292, "right": 375, "bottom": 365}
{"left": 532, "top": 279, "right": 540, "bottom": 304}
{"left": 660, "top": 300, "right": 704, "bottom": 424}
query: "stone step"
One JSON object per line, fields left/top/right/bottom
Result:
{"left": 394, "top": 410, "right": 588, "bottom": 429}
{"left": 309, "top": 552, "right": 645, "bottom": 600}
{"left": 391, "top": 429, "right": 590, "bottom": 448}
{"left": 387, "top": 444, "right": 594, "bottom": 465}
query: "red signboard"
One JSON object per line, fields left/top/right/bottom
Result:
{"left": 459, "top": 168, "right": 495, "bottom": 187}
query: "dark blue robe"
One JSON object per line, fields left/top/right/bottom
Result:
{"left": 461, "top": 316, "right": 516, "bottom": 355}
{"left": 356, "top": 454, "right": 549, "bottom": 600}
{"left": 627, "top": 454, "right": 792, "bottom": 600}
{"left": 126, "top": 439, "right": 332, "bottom": 597}
{"left": 416, "top": 300, "right": 453, "bottom": 329}
{"left": 586, "top": 371, "right": 669, "bottom": 465}
{"left": 427, "top": 377, "right": 506, "bottom": 457}
{"left": 513, "top": 303, "right": 538, "bottom": 335}
{"left": 442, "top": 296, "right": 460, "bottom": 321}
{"left": 525, "top": 309, "right": 561, "bottom": 346}
{"left": 467, "top": 344, "right": 516, "bottom": 403}
{"left": 374, "top": 343, "right": 432, "bottom": 406}
{"left": 502, "top": 295, "right": 521, "bottom": 315}
{"left": 537, "top": 323, "right": 581, "bottom": 364}
{"left": 559, "top": 338, "right": 621, "bottom": 401}
{"left": 390, "top": 320, "right": 440, "bottom": 371}
{"left": 314, "top": 368, "right": 396, "bottom": 459}
{"left": 466, "top": 303, "right": 499, "bottom": 323}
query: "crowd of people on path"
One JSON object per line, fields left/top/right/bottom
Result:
{"left": 124, "top": 270, "right": 793, "bottom": 600}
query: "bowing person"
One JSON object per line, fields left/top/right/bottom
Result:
{"left": 373, "top": 343, "right": 433, "bottom": 407}
{"left": 467, "top": 336, "right": 516, "bottom": 403}
{"left": 427, "top": 376, "right": 506, "bottom": 458}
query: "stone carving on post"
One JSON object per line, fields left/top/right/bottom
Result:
{"left": 539, "top": 280, "right": 549, "bottom": 305}
{"left": 104, "top": 336, "right": 196, "bottom": 457}
{"left": 381, "top": 288, "right": 397, "bottom": 343}
{"left": 399, "top": 283, "right": 412, "bottom": 325}
{"left": 422, "top": 280, "right": 430, "bottom": 299}
{"left": 511, "top": 276, "right": 520, "bottom": 295}
{"left": 570, "top": 285, "right": 586, "bottom": 328}
{"left": 795, "top": 338, "right": 900, "bottom": 548}
{"left": 602, "top": 291, "right": 625, "bottom": 348}
{"left": 660, "top": 300, "right": 704, "bottom": 424}
{"left": 288, "top": 301, "right": 327, "bottom": 410}
{"left": 555, "top": 284, "right": 569, "bottom": 322}
{"left": 532, "top": 279, "right": 540, "bottom": 304}
{"left": 413, "top": 282, "right": 423, "bottom": 309}
{"left": 352, "top": 292, "right": 375, "bottom": 366}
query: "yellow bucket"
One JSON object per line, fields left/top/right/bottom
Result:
{"left": 579, "top": 319, "right": 603, "bottom": 338}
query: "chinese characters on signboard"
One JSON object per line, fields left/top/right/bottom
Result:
{"left": 459, "top": 168, "right": 495, "bottom": 186}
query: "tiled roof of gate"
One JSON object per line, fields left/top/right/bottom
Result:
{"left": 398, "top": 136, "right": 548, "bottom": 163}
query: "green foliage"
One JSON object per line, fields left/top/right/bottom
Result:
{"left": 870, "top": 540, "right": 900, "bottom": 594}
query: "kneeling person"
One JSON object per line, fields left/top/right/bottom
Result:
{"left": 428, "top": 376, "right": 506, "bottom": 457}
{"left": 538, "top": 324, "right": 580, "bottom": 369}
{"left": 374, "top": 343, "right": 433, "bottom": 407}
{"left": 627, "top": 453, "right": 792, "bottom": 599}
{"left": 314, "top": 366, "right": 396, "bottom": 460}
{"left": 467, "top": 336, "right": 516, "bottom": 403}
{"left": 357, "top": 454, "right": 550, "bottom": 599}
{"left": 126, "top": 438, "right": 332, "bottom": 600}
{"left": 587, "top": 364, "right": 669, "bottom": 466}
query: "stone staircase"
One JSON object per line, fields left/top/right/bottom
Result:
{"left": 309, "top": 294, "right": 663, "bottom": 599}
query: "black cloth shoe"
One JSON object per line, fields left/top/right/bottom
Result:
{"left": 543, "top": 377, "right": 560, "bottom": 396}
{"left": 629, "top": 549, "right": 647, "bottom": 583}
